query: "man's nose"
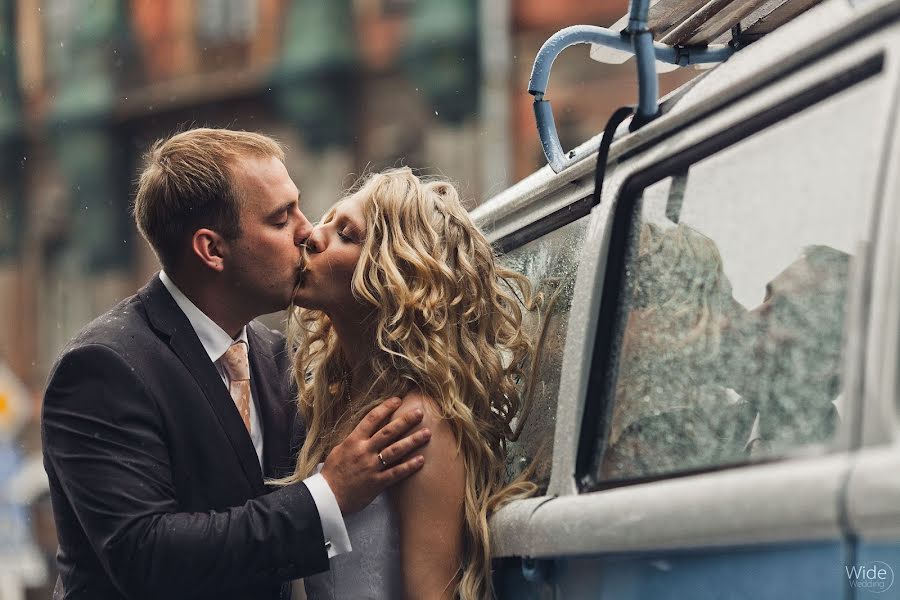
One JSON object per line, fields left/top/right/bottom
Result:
{"left": 295, "top": 213, "right": 314, "bottom": 247}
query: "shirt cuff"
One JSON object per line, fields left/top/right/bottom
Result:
{"left": 304, "top": 473, "right": 352, "bottom": 558}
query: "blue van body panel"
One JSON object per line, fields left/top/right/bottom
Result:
{"left": 851, "top": 542, "right": 900, "bottom": 597}
{"left": 496, "top": 541, "right": 850, "bottom": 599}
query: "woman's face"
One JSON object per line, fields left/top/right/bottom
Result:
{"left": 294, "top": 193, "right": 368, "bottom": 317}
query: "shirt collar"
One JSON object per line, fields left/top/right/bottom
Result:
{"left": 159, "top": 270, "right": 249, "bottom": 364}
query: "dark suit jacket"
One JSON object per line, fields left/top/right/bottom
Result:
{"left": 41, "top": 275, "right": 329, "bottom": 600}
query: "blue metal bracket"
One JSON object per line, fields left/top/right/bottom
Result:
{"left": 521, "top": 556, "right": 553, "bottom": 584}
{"left": 528, "top": 20, "right": 734, "bottom": 173}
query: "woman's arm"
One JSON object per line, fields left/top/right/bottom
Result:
{"left": 388, "top": 391, "right": 466, "bottom": 600}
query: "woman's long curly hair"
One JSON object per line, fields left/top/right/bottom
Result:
{"left": 283, "top": 167, "right": 537, "bottom": 599}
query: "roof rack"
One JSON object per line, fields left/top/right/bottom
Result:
{"left": 529, "top": 0, "right": 824, "bottom": 173}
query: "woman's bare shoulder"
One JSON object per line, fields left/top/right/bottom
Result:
{"left": 390, "top": 389, "right": 461, "bottom": 473}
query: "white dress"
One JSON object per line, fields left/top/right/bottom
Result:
{"left": 303, "top": 472, "right": 403, "bottom": 599}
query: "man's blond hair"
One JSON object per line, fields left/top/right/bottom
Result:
{"left": 133, "top": 128, "right": 285, "bottom": 271}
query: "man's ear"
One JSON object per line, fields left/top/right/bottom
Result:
{"left": 191, "top": 228, "right": 229, "bottom": 272}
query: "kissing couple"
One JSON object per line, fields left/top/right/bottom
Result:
{"left": 42, "top": 128, "right": 538, "bottom": 600}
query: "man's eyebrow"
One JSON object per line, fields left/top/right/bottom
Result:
{"left": 266, "top": 198, "right": 297, "bottom": 219}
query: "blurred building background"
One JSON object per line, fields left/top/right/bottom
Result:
{"left": 0, "top": 0, "right": 696, "bottom": 597}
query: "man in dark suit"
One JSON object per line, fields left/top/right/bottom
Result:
{"left": 41, "top": 128, "right": 430, "bottom": 599}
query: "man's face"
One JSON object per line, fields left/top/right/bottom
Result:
{"left": 225, "top": 154, "right": 313, "bottom": 316}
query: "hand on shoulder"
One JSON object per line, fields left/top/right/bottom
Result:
{"left": 389, "top": 390, "right": 460, "bottom": 472}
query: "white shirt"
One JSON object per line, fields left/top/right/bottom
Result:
{"left": 159, "top": 271, "right": 351, "bottom": 558}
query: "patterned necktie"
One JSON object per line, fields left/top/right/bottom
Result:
{"left": 220, "top": 341, "right": 251, "bottom": 434}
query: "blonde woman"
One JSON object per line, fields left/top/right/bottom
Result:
{"left": 281, "top": 167, "right": 535, "bottom": 599}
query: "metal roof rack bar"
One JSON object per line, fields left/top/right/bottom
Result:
{"left": 528, "top": 1, "right": 734, "bottom": 173}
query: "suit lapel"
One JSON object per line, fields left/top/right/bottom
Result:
{"left": 247, "top": 324, "right": 292, "bottom": 480}
{"left": 139, "top": 275, "right": 265, "bottom": 492}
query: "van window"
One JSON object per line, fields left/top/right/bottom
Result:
{"left": 499, "top": 215, "right": 590, "bottom": 491}
{"left": 588, "top": 72, "right": 882, "bottom": 483}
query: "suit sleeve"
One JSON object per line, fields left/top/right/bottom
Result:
{"left": 41, "top": 343, "right": 329, "bottom": 599}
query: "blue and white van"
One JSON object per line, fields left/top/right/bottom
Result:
{"left": 478, "top": 0, "right": 900, "bottom": 597}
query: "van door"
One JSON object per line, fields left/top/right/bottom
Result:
{"left": 490, "top": 9, "right": 900, "bottom": 600}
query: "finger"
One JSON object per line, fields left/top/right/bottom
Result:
{"left": 379, "top": 454, "right": 425, "bottom": 486}
{"left": 378, "top": 428, "right": 431, "bottom": 465}
{"left": 370, "top": 408, "right": 425, "bottom": 451}
{"left": 355, "top": 397, "right": 402, "bottom": 438}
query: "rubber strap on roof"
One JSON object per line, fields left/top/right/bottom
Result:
{"left": 592, "top": 106, "right": 637, "bottom": 208}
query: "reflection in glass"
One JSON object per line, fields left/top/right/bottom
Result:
{"left": 598, "top": 202, "right": 851, "bottom": 481}
{"left": 591, "top": 79, "right": 881, "bottom": 483}
{"left": 736, "top": 246, "right": 848, "bottom": 454}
